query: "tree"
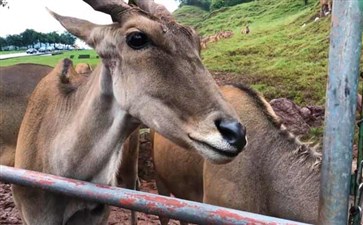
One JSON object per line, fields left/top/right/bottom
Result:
{"left": 210, "top": 0, "right": 224, "bottom": 10}
{"left": 0, "top": 37, "right": 7, "bottom": 50}
{"left": 38, "top": 32, "right": 49, "bottom": 44}
{"left": 60, "top": 32, "right": 76, "bottom": 45}
{"left": 209, "top": 0, "right": 252, "bottom": 11}
{"left": 21, "top": 29, "right": 39, "bottom": 48}
{"left": 304, "top": 0, "right": 308, "bottom": 5}
{"left": 6, "top": 34, "right": 23, "bottom": 48}
{"left": 47, "top": 32, "right": 61, "bottom": 47}
{"left": 177, "top": 0, "right": 211, "bottom": 10}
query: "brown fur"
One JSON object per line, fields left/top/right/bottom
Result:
{"left": 75, "top": 63, "right": 93, "bottom": 74}
{"left": 1, "top": 62, "right": 138, "bottom": 225}
{"left": 320, "top": 0, "right": 332, "bottom": 16}
{"left": 0, "top": 64, "right": 52, "bottom": 166}
{"left": 0, "top": 62, "right": 96, "bottom": 168}
{"left": 152, "top": 84, "right": 321, "bottom": 224}
{"left": 12, "top": 2, "right": 245, "bottom": 225}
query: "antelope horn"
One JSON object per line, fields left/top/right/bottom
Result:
{"left": 83, "top": 0, "right": 131, "bottom": 21}
{"left": 129, "top": 0, "right": 173, "bottom": 20}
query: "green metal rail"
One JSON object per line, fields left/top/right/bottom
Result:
{"left": 319, "top": 0, "right": 363, "bottom": 225}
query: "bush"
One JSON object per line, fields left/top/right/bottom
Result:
{"left": 210, "top": 0, "right": 253, "bottom": 11}
{"left": 210, "top": 0, "right": 225, "bottom": 10}
{"left": 179, "top": 0, "right": 211, "bottom": 10}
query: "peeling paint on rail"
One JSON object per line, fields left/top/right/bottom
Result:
{"left": 0, "top": 165, "right": 310, "bottom": 225}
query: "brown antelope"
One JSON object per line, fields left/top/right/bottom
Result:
{"left": 152, "top": 84, "right": 322, "bottom": 224}
{"left": 1, "top": 62, "right": 138, "bottom": 224}
{"left": 244, "top": 25, "right": 250, "bottom": 34}
{"left": 0, "top": 64, "right": 52, "bottom": 167}
{"left": 0, "top": 63, "right": 93, "bottom": 168}
{"left": 320, "top": 0, "right": 332, "bottom": 16}
{"left": 12, "top": 0, "right": 247, "bottom": 224}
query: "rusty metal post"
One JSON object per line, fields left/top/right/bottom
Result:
{"left": 0, "top": 165, "right": 310, "bottom": 225}
{"left": 318, "top": 0, "right": 363, "bottom": 224}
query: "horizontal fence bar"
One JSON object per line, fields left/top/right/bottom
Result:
{"left": 0, "top": 165, "right": 309, "bottom": 225}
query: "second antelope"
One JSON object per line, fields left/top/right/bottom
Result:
{"left": 152, "top": 84, "right": 322, "bottom": 224}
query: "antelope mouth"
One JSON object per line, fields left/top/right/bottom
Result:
{"left": 189, "top": 136, "right": 240, "bottom": 158}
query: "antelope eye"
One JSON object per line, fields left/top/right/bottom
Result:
{"left": 126, "top": 32, "right": 149, "bottom": 50}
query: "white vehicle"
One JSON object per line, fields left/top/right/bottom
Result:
{"left": 26, "top": 48, "right": 37, "bottom": 54}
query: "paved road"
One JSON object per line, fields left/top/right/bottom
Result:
{"left": 0, "top": 52, "right": 28, "bottom": 60}
{"left": 0, "top": 52, "right": 47, "bottom": 60}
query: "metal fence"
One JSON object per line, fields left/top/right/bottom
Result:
{"left": 318, "top": 0, "right": 363, "bottom": 225}
{"left": 0, "top": 0, "right": 362, "bottom": 224}
{"left": 0, "top": 165, "right": 308, "bottom": 225}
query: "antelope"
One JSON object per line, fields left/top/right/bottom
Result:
{"left": 152, "top": 84, "right": 322, "bottom": 224}
{"left": 0, "top": 63, "right": 93, "bottom": 168}
{"left": 0, "top": 64, "right": 52, "bottom": 167}
{"left": 0, "top": 62, "right": 138, "bottom": 224}
{"left": 320, "top": 0, "right": 332, "bottom": 17}
{"left": 12, "top": 0, "right": 247, "bottom": 224}
{"left": 244, "top": 25, "right": 250, "bottom": 34}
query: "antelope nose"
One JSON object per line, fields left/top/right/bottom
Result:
{"left": 215, "top": 119, "right": 247, "bottom": 151}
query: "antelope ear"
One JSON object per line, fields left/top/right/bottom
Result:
{"left": 47, "top": 8, "right": 97, "bottom": 47}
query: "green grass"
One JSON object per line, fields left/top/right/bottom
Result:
{"left": 172, "top": 5, "right": 208, "bottom": 27}
{"left": 174, "top": 1, "right": 363, "bottom": 106}
{"left": 0, "top": 50, "right": 100, "bottom": 68}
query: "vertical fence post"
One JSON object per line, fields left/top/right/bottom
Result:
{"left": 318, "top": 0, "right": 363, "bottom": 225}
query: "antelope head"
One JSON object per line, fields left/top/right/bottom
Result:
{"left": 49, "top": 0, "right": 247, "bottom": 163}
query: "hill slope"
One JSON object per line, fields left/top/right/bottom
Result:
{"left": 173, "top": 1, "right": 363, "bottom": 106}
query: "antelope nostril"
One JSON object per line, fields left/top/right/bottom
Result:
{"left": 215, "top": 119, "right": 247, "bottom": 151}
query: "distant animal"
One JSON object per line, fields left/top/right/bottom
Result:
{"left": 152, "top": 84, "right": 322, "bottom": 224}
{"left": 320, "top": 0, "right": 332, "bottom": 17}
{"left": 12, "top": 0, "right": 247, "bottom": 225}
{"left": 244, "top": 25, "right": 250, "bottom": 34}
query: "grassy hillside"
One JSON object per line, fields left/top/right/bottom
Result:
{"left": 174, "top": 1, "right": 363, "bottom": 106}
{"left": 172, "top": 5, "right": 208, "bottom": 27}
